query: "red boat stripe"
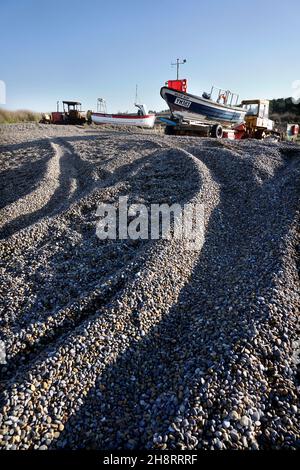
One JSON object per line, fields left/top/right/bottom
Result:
{"left": 92, "top": 113, "right": 154, "bottom": 119}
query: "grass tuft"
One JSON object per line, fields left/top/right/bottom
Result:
{"left": 0, "top": 108, "right": 41, "bottom": 124}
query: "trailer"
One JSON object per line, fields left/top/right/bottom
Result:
{"left": 160, "top": 115, "right": 236, "bottom": 139}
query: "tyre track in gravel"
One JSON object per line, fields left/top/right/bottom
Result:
{"left": 52, "top": 139, "right": 300, "bottom": 451}
{"left": 1, "top": 127, "right": 299, "bottom": 450}
{"left": 0, "top": 142, "right": 216, "bottom": 450}
{"left": 0, "top": 143, "right": 197, "bottom": 360}
{"left": 2, "top": 143, "right": 209, "bottom": 367}
{"left": 0, "top": 139, "right": 59, "bottom": 235}
{"left": 0, "top": 137, "right": 95, "bottom": 239}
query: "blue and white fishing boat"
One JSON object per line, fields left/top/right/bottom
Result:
{"left": 160, "top": 85, "right": 247, "bottom": 125}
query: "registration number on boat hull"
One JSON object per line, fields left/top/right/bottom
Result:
{"left": 174, "top": 97, "right": 191, "bottom": 108}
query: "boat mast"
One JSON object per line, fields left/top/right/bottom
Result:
{"left": 171, "top": 58, "right": 186, "bottom": 80}
{"left": 134, "top": 84, "right": 139, "bottom": 105}
{"left": 97, "top": 98, "right": 107, "bottom": 113}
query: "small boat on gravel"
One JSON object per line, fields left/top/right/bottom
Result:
{"left": 91, "top": 104, "right": 155, "bottom": 128}
{"left": 161, "top": 83, "right": 247, "bottom": 125}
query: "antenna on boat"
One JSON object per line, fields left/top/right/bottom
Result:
{"left": 134, "top": 84, "right": 139, "bottom": 105}
{"left": 97, "top": 98, "right": 107, "bottom": 113}
{"left": 171, "top": 58, "right": 186, "bottom": 80}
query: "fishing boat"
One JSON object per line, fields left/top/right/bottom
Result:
{"left": 91, "top": 104, "right": 156, "bottom": 128}
{"left": 160, "top": 83, "right": 247, "bottom": 125}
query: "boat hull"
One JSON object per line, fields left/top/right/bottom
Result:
{"left": 91, "top": 113, "right": 156, "bottom": 128}
{"left": 160, "top": 87, "right": 246, "bottom": 124}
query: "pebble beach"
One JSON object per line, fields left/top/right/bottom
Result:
{"left": 0, "top": 123, "right": 299, "bottom": 450}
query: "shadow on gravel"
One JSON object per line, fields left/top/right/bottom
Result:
{"left": 0, "top": 137, "right": 97, "bottom": 239}
{"left": 0, "top": 134, "right": 164, "bottom": 239}
{"left": 52, "top": 143, "right": 300, "bottom": 450}
{"left": 0, "top": 141, "right": 52, "bottom": 210}
{"left": 0, "top": 145, "right": 201, "bottom": 400}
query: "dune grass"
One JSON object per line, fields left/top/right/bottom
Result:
{"left": 0, "top": 108, "right": 41, "bottom": 124}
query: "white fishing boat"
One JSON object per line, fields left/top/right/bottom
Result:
{"left": 161, "top": 84, "right": 247, "bottom": 125}
{"left": 91, "top": 104, "right": 155, "bottom": 128}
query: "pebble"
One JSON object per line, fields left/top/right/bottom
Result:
{"left": 230, "top": 411, "right": 240, "bottom": 421}
{"left": 240, "top": 416, "right": 251, "bottom": 428}
{"left": 0, "top": 126, "right": 299, "bottom": 452}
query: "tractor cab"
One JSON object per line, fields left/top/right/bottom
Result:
{"left": 241, "top": 99, "right": 274, "bottom": 131}
{"left": 62, "top": 101, "right": 86, "bottom": 124}
{"left": 63, "top": 101, "right": 82, "bottom": 113}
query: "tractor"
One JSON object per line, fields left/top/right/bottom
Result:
{"left": 40, "top": 101, "right": 87, "bottom": 125}
{"left": 235, "top": 99, "right": 281, "bottom": 140}
{"left": 61, "top": 101, "right": 86, "bottom": 124}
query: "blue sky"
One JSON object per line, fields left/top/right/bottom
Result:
{"left": 1, "top": 0, "right": 299, "bottom": 112}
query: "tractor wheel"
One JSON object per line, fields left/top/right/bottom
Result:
{"left": 254, "top": 130, "right": 264, "bottom": 140}
{"left": 210, "top": 124, "right": 223, "bottom": 139}
{"left": 165, "top": 125, "right": 175, "bottom": 135}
